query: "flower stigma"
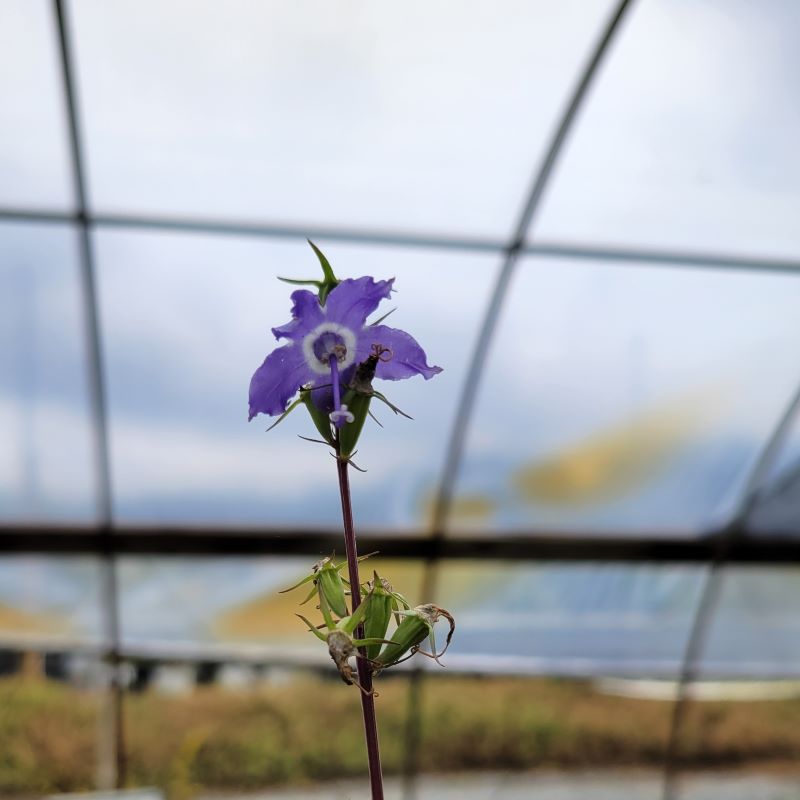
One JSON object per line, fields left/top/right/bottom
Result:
{"left": 330, "top": 404, "right": 355, "bottom": 426}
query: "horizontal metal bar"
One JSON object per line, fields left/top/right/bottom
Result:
{"left": 0, "top": 524, "right": 797, "bottom": 563}
{"left": 2, "top": 206, "right": 800, "bottom": 275}
{"left": 93, "top": 212, "right": 508, "bottom": 253}
{"left": 0, "top": 207, "right": 82, "bottom": 225}
{"left": 525, "top": 241, "right": 800, "bottom": 275}
{"left": 0, "top": 206, "right": 505, "bottom": 253}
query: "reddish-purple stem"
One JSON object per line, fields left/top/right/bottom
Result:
{"left": 336, "top": 456, "right": 384, "bottom": 800}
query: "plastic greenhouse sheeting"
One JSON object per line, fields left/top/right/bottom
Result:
{"left": 2, "top": 0, "right": 800, "bottom": 704}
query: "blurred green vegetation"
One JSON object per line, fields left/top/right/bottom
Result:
{"left": 1, "top": 674, "right": 800, "bottom": 797}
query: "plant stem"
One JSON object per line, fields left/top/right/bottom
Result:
{"left": 336, "top": 456, "right": 384, "bottom": 800}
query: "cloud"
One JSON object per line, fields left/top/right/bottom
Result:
{"left": 535, "top": 0, "right": 800, "bottom": 256}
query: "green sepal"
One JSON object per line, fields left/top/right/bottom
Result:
{"left": 352, "top": 636, "right": 394, "bottom": 649}
{"left": 307, "top": 240, "right": 339, "bottom": 305}
{"left": 337, "top": 390, "right": 372, "bottom": 459}
{"left": 372, "top": 390, "right": 413, "bottom": 420}
{"left": 299, "top": 585, "right": 318, "bottom": 605}
{"left": 389, "top": 589, "right": 411, "bottom": 626}
{"left": 337, "top": 596, "right": 370, "bottom": 637}
{"left": 277, "top": 277, "right": 322, "bottom": 288}
{"left": 296, "top": 614, "right": 327, "bottom": 642}
{"left": 301, "top": 389, "right": 335, "bottom": 446}
{"left": 369, "top": 307, "right": 396, "bottom": 327}
{"left": 265, "top": 396, "right": 304, "bottom": 433}
{"left": 276, "top": 240, "right": 339, "bottom": 305}
{"left": 317, "top": 588, "right": 338, "bottom": 630}
{"left": 278, "top": 572, "right": 316, "bottom": 594}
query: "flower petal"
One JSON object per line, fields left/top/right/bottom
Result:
{"left": 325, "top": 277, "right": 394, "bottom": 330}
{"left": 271, "top": 289, "right": 325, "bottom": 342}
{"left": 359, "top": 324, "right": 443, "bottom": 381}
{"left": 248, "top": 344, "right": 312, "bottom": 419}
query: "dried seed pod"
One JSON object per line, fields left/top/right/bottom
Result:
{"left": 327, "top": 629, "right": 359, "bottom": 685}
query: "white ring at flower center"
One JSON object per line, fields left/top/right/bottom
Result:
{"left": 302, "top": 322, "right": 357, "bottom": 375}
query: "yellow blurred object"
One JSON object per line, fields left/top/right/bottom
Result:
{"left": 214, "top": 587, "right": 318, "bottom": 640}
{"left": 0, "top": 602, "right": 67, "bottom": 635}
{"left": 419, "top": 491, "right": 496, "bottom": 527}
{"left": 513, "top": 393, "right": 715, "bottom": 506}
{"left": 447, "top": 493, "right": 496, "bottom": 521}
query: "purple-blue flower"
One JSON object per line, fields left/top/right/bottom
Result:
{"left": 249, "top": 276, "right": 442, "bottom": 420}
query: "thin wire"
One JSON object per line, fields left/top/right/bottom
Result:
{"left": 53, "top": 0, "right": 125, "bottom": 788}
{"left": 661, "top": 377, "right": 800, "bottom": 800}
{"left": 402, "top": 3, "right": 636, "bottom": 797}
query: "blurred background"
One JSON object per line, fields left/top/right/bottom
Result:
{"left": 2, "top": 1, "right": 800, "bottom": 798}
